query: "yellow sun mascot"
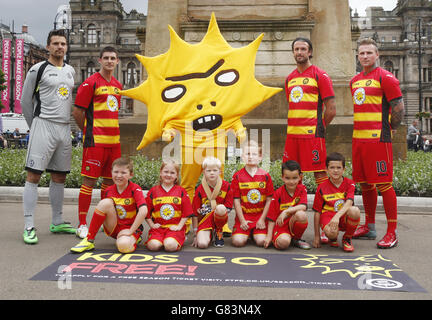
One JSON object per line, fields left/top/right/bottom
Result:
{"left": 120, "top": 13, "right": 282, "bottom": 232}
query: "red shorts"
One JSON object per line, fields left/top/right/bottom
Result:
{"left": 283, "top": 136, "right": 326, "bottom": 172}
{"left": 272, "top": 217, "right": 294, "bottom": 242}
{"left": 104, "top": 223, "right": 143, "bottom": 241}
{"left": 270, "top": 217, "right": 295, "bottom": 248}
{"left": 352, "top": 140, "right": 393, "bottom": 184}
{"left": 146, "top": 227, "right": 186, "bottom": 248}
{"left": 81, "top": 145, "right": 122, "bottom": 179}
{"left": 197, "top": 210, "right": 228, "bottom": 232}
{"left": 232, "top": 213, "right": 268, "bottom": 236}
{"left": 320, "top": 211, "right": 347, "bottom": 231}
{"left": 197, "top": 211, "right": 216, "bottom": 232}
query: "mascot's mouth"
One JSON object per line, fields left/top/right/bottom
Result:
{"left": 192, "top": 114, "right": 223, "bottom": 131}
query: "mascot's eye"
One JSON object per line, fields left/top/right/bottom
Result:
{"left": 215, "top": 69, "right": 239, "bottom": 86}
{"left": 162, "top": 84, "right": 186, "bottom": 102}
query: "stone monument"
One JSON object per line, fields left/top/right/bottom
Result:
{"left": 119, "top": 0, "right": 407, "bottom": 161}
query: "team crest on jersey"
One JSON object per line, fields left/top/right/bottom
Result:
{"left": 107, "top": 95, "right": 119, "bottom": 111}
{"left": 247, "top": 189, "right": 261, "bottom": 204}
{"left": 160, "top": 204, "right": 175, "bottom": 220}
{"left": 116, "top": 205, "right": 127, "bottom": 219}
{"left": 353, "top": 88, "right": 366, "bottom": 105}
{"left": 290, "top": 86, "right": 303, "bottom": 103}
{"left": 56, "top": 84, "right": 70, "bottom": 100}
{"left": 334, "top": 199, "right": 345, "bottom": 212}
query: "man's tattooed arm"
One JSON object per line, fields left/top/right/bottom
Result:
{"left": 390, "top": 97, "right": 404, "bottom": 129}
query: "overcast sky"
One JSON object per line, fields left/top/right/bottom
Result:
{"left": 1, "top": 0, "right": 396, "bottom": 46}
{"left": 0, "top": 0, "right": 148, "bottom": 45}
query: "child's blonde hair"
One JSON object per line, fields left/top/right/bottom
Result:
{"left": 202, "top": 157, "right": 222, "bottom": 170}
{"left": 159, "top": 159, "right": 180, "bottom": 185}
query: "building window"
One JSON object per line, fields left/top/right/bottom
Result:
{"left": 126, "top": 62, "right": 138, "bottom": 86}
{"left": 87, "top": 24, "right": 97, "bottom": 44}
{"left": 120, "top": 98, "right": 134, "bottom": 116}
{"left": 384, "top": 60, "right": 394, "bottom": 74}
{"left": 428, "top": 60, "right": 432, "bottom": 83}
{"left": 86, "top": 61, "right": 96, "bottom": 78}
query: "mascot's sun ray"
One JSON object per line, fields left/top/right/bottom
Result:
{"left": 120, "top": 12, "right": 282, "bottom": 203}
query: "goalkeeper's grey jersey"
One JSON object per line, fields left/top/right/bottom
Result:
{"left": 21, "top": 60, "right": 75, "bottom": 127}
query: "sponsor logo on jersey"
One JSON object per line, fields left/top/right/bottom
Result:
{"left": 334, "top": 199, "right": 345, "bottom": 212}
{"left": 160, "top": 204, "right": 175, "bottom": 220}
{"left": 247, "top": 189, "right": 261, "bottom": 204}
{"left": 353, "top": 87, "right": 366, "bottom": 105}
{"left": 107, "top": 95, "right": 119, "bottom": 111}
{"left": 116, "top": 205, "right": 127, "bottom": 219}
{"left": 57, "top": 84, "right": 71, "bottom": 100}
{"left": 290, "top": 86, "right": 304, "bottom": 103}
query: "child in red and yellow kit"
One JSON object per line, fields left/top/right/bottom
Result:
{"left": 264, "top": 160, "right": 310, "bottom": 250}
{"left": 312, "top": 152, "right": 361, "bottom": 252}
{"left": 192, "top": 157, "right": 233, "bottom": 248}
{"left": 70, "top": 157, "right": 148, "bottom": 254}
{"left": 145, "top": 160, "right": 193, "bottom": 252}
{"left": 231, "top": 140, "right": 274, "bottom": 247}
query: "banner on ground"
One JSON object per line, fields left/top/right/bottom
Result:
{"left": 31, "top": 250, "right": 426, "bottom": 292}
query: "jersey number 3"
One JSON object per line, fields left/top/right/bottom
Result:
{"left": 312, "top": 150, "right": 320, "bottom": 162}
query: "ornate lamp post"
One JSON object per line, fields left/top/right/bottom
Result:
{"left": 53, "top": 6, "right": 72, "bottom": 63}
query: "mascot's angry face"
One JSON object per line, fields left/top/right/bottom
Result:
{"left": 162, "top": 58, "right": 236, "bottom": 131}
{"left": 120, "top": 13, "right": 282, "bottom": 150}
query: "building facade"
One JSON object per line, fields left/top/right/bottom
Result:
{"left": 69, "top": 0, "right": 146, "bottom": 116}
{"left": 351, "top": 0, "right": 432, "bottom": 133}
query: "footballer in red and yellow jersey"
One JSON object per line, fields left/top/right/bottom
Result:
{"left": 231, "top": 167, "right": 274, "bottom": 219}
{"left": 350, "top": 67, "right": 402, "bottom": 143}
{"left": 312, "top": 177, "right": 355, "bottom": 229}
{"left": 146, "top": 184, "right": 194, "bottom": 229}
{"left": 267, "top": 183, "right": 308, "bottom": 222}
{"left": 285, "top": 65, "right": 335, "bottom": 139}
{"left": 103, "top": 181, "right": 147, "bottom": 229}
{"left": 75, "top": 72, "right": 122, "bottom": 148}
{"left": 267, "top": 183, "right": 307, "bottom": 240}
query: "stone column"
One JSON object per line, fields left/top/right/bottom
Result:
{"left": 145, "top": 0, "right": 188, "bottom": 57}
{"left": 309, "top": 0, "right": 356, "bottom": 123}
{"left": 132, "top": 0, "right": 189, "bottom": 117}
